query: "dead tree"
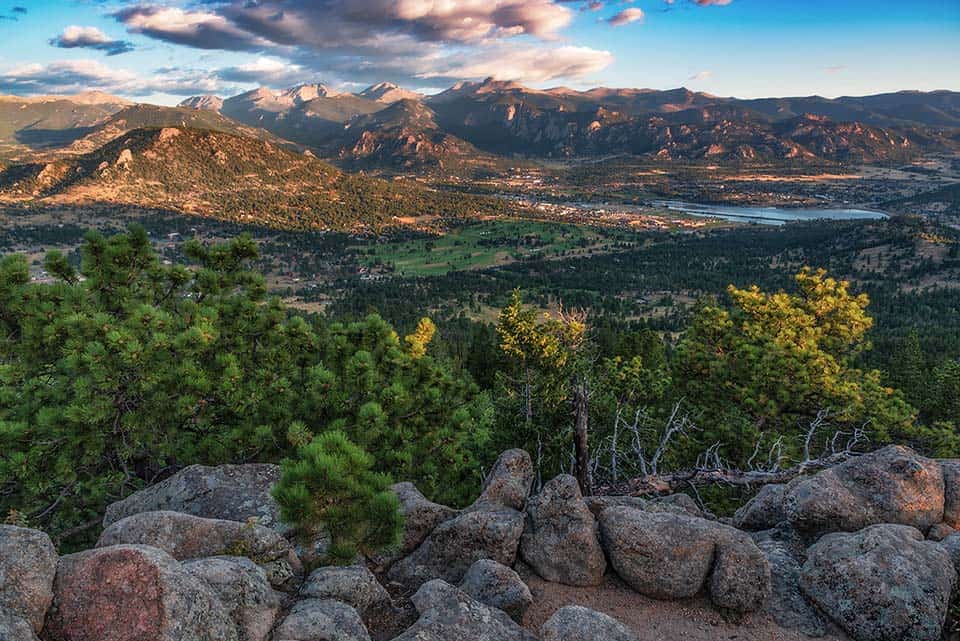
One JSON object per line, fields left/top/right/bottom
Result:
{"left": 594, "top": 407, "right": 868, "bottom": 496}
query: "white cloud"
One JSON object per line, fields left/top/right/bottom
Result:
{"left": 111, "top": 0, "right": 610, "bottom": 88}
{"left": 418, "top": 45, "right": 614, "bottom": 83}
{"left": 50, "top": 26, "right": 134, "bottom": 56}
{"left": 689, "top": 70, "right": 713, "bottom": 81}
{"left": 0, "top": 59, "right": 229, "bottom": 97}
{"left": 609, "top": 8, "right": 644, "bottom": 27}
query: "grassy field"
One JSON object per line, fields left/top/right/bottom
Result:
{"left": 356, "top": 220, "right": 634, "bottom": 276}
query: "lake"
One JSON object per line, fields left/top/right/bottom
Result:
{"left": 652, "top": 200, "right": 889, "bottom": 226}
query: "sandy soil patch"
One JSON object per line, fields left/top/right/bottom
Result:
{"left": 519, "top": 569, "right": 849, "bottom": 641}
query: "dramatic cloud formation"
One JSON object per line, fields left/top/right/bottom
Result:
{"left": 609, "top": 8, "right": 645, "bottom": 26}
{"left": 0, "top": 59, "right": 228, "bottom": 96}
{"left": 417, "top": 45, "right": 614, "bottom": 83}
{"left": 216, "top": 58, "right": 312, "bottom": 87}
{"left": 115, "top": 6, "right": 271, "bottom": 51}
{"left": 111, "top": 0, "right": 612, "bottom": 88}
{"left": 50, "top": 26, "right": 135, "bottom": 56}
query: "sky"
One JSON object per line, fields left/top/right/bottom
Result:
{"left": 0, "top": 0, "right": 957, "bottom": 105}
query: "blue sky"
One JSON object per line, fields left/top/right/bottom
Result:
{"left": 0, "top": 0, "right": 957, "bottom": 104}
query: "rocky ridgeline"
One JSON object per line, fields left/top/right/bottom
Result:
{"left": 1, "top": 445, "right": 958, "bottom": 641}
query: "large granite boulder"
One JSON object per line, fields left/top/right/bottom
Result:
{"left": 0, "top": 610, "right": 39, "bottom": 641}
{"left": 391, "top": 579, "right": 536, "bottom": 641}
{"left": 940, "top": 459, "right": 960, "bottom": 528}
{"left": 938, "top": 532, "right": 960, "bottom": 573}
{"left": 0, "top": 525, "right": 57, "bottom": 634}
{"left": 520, "top": 474, "right": 606, "bottom": 586}
{"left": 44, "top": 544, "right": 239, "bottom": 641}
{"left": 733, "top": 484, "right": 788, "bottom": 531}
{"left": 471, "top": 449, "right": 534, "bottom": 512}
{"left": 271, "top": 599, "right": 370, "bottom": 641}
{"left": 369, "top": 482, "right": 456, "bottom": 568}
{"left": 458, "top": 559, "right": 532, "bottom": 623}
{"left": 300, "top": 565, "right": 390, "bottom": 615}
{"left": 388, "top": 507, "right": 524, "bottom": 588}
{"left": 800, "top": 524, "right": 956, "bottom": 641}
{"left": 754, "top": 538, "right": 829, "bottom": 637}
{"left": 584, "top": 493, "right": 709, "bottom": 520}
{"left": 97, "top": 511, "right": 301, "bottom": 588}
{"left": 183, "top": 556, "right": 280, "bottom": 641}
{"left": 540, "top": 605, "right": 638, "bottom": 641}
{"left": 785, "top": 446, "right": 944, "bottom": 535}
{"left": 599, "top": 508, "right": 716, "bottom": 599}
{"left": 709, "top": 527, "right": 771, "bottom": 614}
{"left": 103, "top": 464, "right": 281, "bottom": 529}
{"left": 392, "top": 482, "right": 457, "bottom": 551}
{"left": 599, "top": 507, "right": 769, "bottom": 613}
{"left": 583, "top": 495, "right": 649, "bottom": 518}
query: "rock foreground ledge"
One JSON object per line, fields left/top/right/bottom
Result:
{"left": 0, "top": 444, "right": 958, "bottom": 641}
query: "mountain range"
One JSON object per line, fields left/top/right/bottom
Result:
{"left": 176, "top": 80, "right": 960, "bottom": 167}
{"left": 2, "top": 81, "right": 958, "bottom": 171}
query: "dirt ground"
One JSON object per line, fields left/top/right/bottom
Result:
{"left": 519, "top": 568, "right": 850, "bottom": 641}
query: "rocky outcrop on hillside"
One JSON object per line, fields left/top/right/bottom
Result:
{"left": 1, "top": 444, "right": 959, "bottom": 640}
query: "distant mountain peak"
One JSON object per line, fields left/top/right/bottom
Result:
{"left": 281, "top": 83, "right": 343, "bottom": 103}
{"left": 358, "top": 82, "right": 423, "bottom": 104}
{"left": 179, "top": 95, "right": 224, "bottom": 112}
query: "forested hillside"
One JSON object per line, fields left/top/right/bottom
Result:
{"left": 2, "top": 227, "right": 957, "bottom": 548}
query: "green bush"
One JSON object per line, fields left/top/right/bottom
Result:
{"left": 272, "top": 431, "right": 402, "bottom": 564}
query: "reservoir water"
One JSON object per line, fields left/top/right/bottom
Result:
{"left": 653, "top": 200, "right": 889, "bottom": 226}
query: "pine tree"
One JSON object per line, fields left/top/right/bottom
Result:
{"left": 272, "top": 431, "right": 402, "bottom": 565}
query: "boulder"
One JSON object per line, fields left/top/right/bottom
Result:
{"left": 709, "top": 527, "right": 771, "bottom": 614}
{"left": 755, "top": 538, "right": 829, "bottom": 638}
{"left": 733, "top": 484, "right": 788, "bottom": 531}
{"left": 458, "top": 559, "right": 532, "bottom": 623}
{"left": 388, "top": 507, "right": 524, "bottom": 587}
{"left": 928, "top": 523, "right": 955, "bottom": 541}
{"left": 369, "top": 482, "right": 456, "bottom": 568}
{"left": 44, "top": 544, "right": 238, "bottom": 641}
{"left": 271, "top": 599, "right": 370, "bottom": 641}
{"left": 520, "top": 474, "right": 606, "bottom": 586}
{"left": 598, "top": 508, "right": 716, "bottom": 599}
{"left": 800, "top": 524, "right": 956, "bottom": 641}
{"left": 940, "top": 459, "right": 960, "bottom": 528}
{"left": 0, "top": 525, "right": 57, "bottom": 634}
{"left": 647, "top": 493, "right": 712, "bottom": 519}
{"left": 97, "top": 511, "right": 301, "bottom": 588}
{"left": 300, "top": 565, "right": 390, "bottom": 615}
{"left": 102, "top": 464, "right": 281, "bottom": 529}
{"left": 599, "top": 507, "right": 769, "bottom": 613}
{"left": 583, "top": 495, "right": 648, "bottom": 518}
{"left": 584, "top": 493, "right": 709, "bottom": 520}
{"left": 784, "top": 446, "right": 944, "bottom": 535}
{"left": 540, "top": 605, "right": 638, "bottom": 641}
{"left": 939, "top": 532, "right": 960, "bottom": 573}
{"left": 471, "top": 449, "right": 533, "bottom": 511}
{"left": 391, "top": 579, "right": 536, "bottom": 641}
{"left": 183, "top": 557, "right": 280, "bottom": 641}
{"left": 0, "top": 610, "right": 39, "bottom": 641}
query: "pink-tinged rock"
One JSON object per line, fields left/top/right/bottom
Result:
{"left": 785, "top": 445, "right": 944, "bottom": 535}
{"left": 97, "top": 511, "right": 301, "bottom": 588}
{"left": 44, "top": 544, "right": 238, "bottom": 641}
